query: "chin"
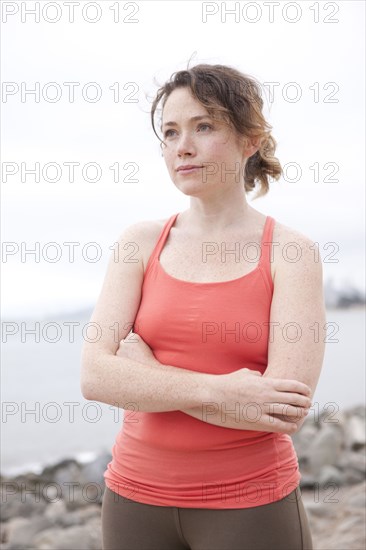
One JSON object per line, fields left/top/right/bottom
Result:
{"left": 173, "top": 180, "right": 209, "bottom": 197}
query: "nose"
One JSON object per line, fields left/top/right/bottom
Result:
{"left": 176, "top": 131, "right": 195, "bottom": 157}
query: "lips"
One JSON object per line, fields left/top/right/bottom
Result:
{"left": 176, "top": 165, "right": 203, "bottom": 171}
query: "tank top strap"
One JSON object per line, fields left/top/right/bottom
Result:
{"left": 258, "top": 215, "right": 276, "bottom": 293}
{"left": 144, "top": 212, "right": 179, "bottom": 276}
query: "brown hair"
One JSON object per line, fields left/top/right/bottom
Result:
{"left": 150, "top": 63, "right": 282, "bottom": 199}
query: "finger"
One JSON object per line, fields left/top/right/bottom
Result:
{"left": 268, "top": 403, "right": 309, "bottom": 418}
{"left": 274, "top": 379, "right": 312, "bottom": 396}
{"left": 260, "top": 414, "right": 298, "bottom": 435}
{"left": 269, "top": 415, "right": 298, "bottom": 434}
{"left": 277, "top": 392, "right": 312, "bottom": 408}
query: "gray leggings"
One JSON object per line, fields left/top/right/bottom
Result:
{"left": 101, "top": 485, "right": 313, "bottom": 550}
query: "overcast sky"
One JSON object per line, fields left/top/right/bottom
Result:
{"left": 1, "top": 0, "right": 365, "bottom": 318}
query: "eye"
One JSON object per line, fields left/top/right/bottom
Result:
{"left": 198, "top": 123, "right": 212, "bottom": 131}
{"left": 163, "top": 123, "right": 213, "bottom": 139}
{"left": 163, "top": 129, "right": 176, "bottom": 138}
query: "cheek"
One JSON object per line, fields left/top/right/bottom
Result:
{"left": 209, "top": 144, "right": 224, "bottom": 157}
{"left": 205, "top": 139, "right": 231, "bottom": 158}
{"left": 163, "top": 150, "right": 175, "bottom": 170}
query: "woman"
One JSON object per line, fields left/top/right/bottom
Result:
{"left": 81, "top": 63, "right": 326, "bottom": 549}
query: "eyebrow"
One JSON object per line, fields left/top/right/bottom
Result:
{"left": 162, "top": 115, "right": 212, "bottom": 128}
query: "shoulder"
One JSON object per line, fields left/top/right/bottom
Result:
{"left": 119, "top": 217, "right": 168, "bottom": 240}
{"left": 117, "top": 216, "right": 172, "bottom": 272}
{"left": 271, "top": 219, "right": 323, "bottom": 283}
{"left": 272, "top": 219, "right": 317, "bottom": 249}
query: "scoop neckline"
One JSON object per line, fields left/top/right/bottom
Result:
{"left": 156, "top": 213, "right": 269, "bottom": 286}
{"left": 156, "top": 259, "right": 263, "bottom": 285}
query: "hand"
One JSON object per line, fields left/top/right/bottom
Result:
{"left": 207, "top": 367, "right": 311, "bottom": 433}
{"left": 116, "top": 332, "right": 159, "bottom": 366}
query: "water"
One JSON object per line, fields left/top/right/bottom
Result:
{"left": 1, "top": 308, "right": 365, "bottom": 477}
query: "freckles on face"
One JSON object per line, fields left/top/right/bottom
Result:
{"left": 160, "top": 88, "right": 216, "bottom": 148}
{"left": 160, "top": 88, "right": 245, "bottom": 183}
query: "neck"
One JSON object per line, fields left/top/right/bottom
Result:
{"left": 182, "top": 193, "right": 253, "bottom": 233}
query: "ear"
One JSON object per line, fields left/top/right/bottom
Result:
{"left": 242, "top": 136, "right": 261, "bottom": 159}
{"left": 248, "top": 136, "right": 261, "bottom": 155}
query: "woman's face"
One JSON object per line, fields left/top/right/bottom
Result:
{"left": 161, "top": 87, "right": 253, "bottom": 197}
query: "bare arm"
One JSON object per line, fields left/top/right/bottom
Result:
{"left": 82, "top": 351, "right": 214, "bottom": 412}
{"left": 80, "top": 222, "right": 214, "bottom": 412}
{"left": 261, "top": 229, "right": 326, "bottom": 430}
{"left": 179, "top": 227, "right": 324, "bottom": 434}
{"left": 178, "top": 372, "right": 311, "bottom": 434}
{"left": 116, "top": 334, "right": 311, "bottom": 433}
{"left": 81, "top": 222, "right": 314, "bottom": 422}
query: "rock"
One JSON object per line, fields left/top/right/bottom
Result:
{"left": 44, "top": 500, "right": 68, "bottom": 523}
{"left": 318, "top": 465, "right": 344, "bottom": 487}
{"left": 337, "top": 450, "right": 366, "bottom": 484}
{"left": 0, "top": 488, "right": 47, "bottom": 521}
{"left": 341, "top": 480, "right": 366, "bottom": 505}
{"left": 347, "top": 490, "right": 366, "bottom": 509}
{"left": 301, "top": 481, "right": 366, "bottom": 550}
{"left": 32, "top": 519, "right": 101, "bottom": 550}
{"left": 303, "top": 499, "right": 336, "bottom": 518}
{"left": 345, "top": 416, "right": 366, "bottom": 450}
{"left": 299, "top": 473, "right": 319, "bottom": 488}
{"left": 62, "top": 484, "right": 101, "bottom": 512}
{"left": 49, "top": 460, "right": 82, "bottom": 487}
{"left": 342, "top": 468, "right": 365, "bottom": 485}
{"left": 307, "top": 425, "right": 344, "bottom": 475}
{"left": 319, "top": 406, "right": 347, "bottom": 427}
{"left": 41, "top": 459, "right": 82, "bottom": 484}
{"left": 1, "top": 408, "right": 365, "bottom": 550}
{"left": 291, "top": 421, "right": 318, "bottom": 464}
{"left": 338, "top": 514, "right": 365, "bottom": 533}
{"left": 58, "top": 504, "right": 100, "bottom": 527}
{"left": 35, "top": 457, "right": 104, "bottom": 511}
{"left": 347, "top": 405, "right": 366, "bottom": 419}
{"left": 78, "top": 452, "right": 111, "bottom": 487}
{"left": 2, "top": 516, "right": 51, "bottom": 549}
{"left": 70, "top": 453, "right": 111, "bottom": 507}
{"left": 337, "top": 450, "right": 366, "bottom": 472}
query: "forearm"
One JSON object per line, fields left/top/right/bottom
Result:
{"left": 81, "top": 353, "right": 213, "bottom": 413}
{"left": 137, "top": 362, "right": 256, "bottom": 429}
{"left": 180, "top": 405, "right": 305, "bottom": 432}
{"left": 180, "top": 403, "right": 262, "bottom": 430}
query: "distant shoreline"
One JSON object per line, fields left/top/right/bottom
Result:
{"left": 326, "top": 303, "right": 366, "bottom": 311}
{"left": 2, "top": 303, "right": 365, "bottom": 324}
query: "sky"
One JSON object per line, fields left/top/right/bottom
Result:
{"left": 1, "top": 0, "right": 365, "bottom": 318}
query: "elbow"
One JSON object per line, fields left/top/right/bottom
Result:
{"left": 80, "top": 345, "right": 104, "bottom": 401}
{"left": 80, "top": 359, "right": 98, "bottom": 401}
{"left": 80, "top": 372, "right": 95, "bottom": 401}
{"left": 81, "top": 381, "right": 94, "bottom": 401}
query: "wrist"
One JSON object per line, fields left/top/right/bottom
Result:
{"left": 200, "top": 373, "right": 219, "bottom": 406}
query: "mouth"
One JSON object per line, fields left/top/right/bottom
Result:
{"left": 176, "top": 166, "right": 203, "bottom": 173}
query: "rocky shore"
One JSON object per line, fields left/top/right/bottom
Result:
{"left": 1, "top": 405, "right": 365, "bottom": 550}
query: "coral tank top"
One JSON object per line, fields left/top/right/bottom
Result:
{"left": 103, "top": 212, "right": 301, "bottom": 508}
